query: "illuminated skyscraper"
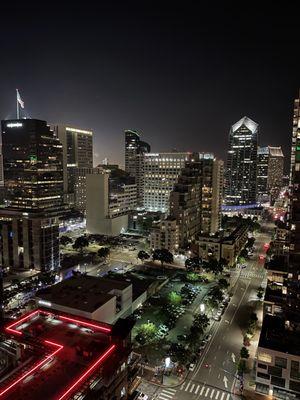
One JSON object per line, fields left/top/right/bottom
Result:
{"left": 225, "top": 116, "right": 258, "bottom": 206}
{"left": 143, "top": 152, "right": 191, "bottom": 213}
{"left": 257, "top": 146, "right": 284, "bottom": 203}
{"left": 54, "top": 125, "right": 93, "bottom": 205}
{"left": 0, "top": 119, "right": 64, "bottom": 271}
{"left": 125, "top": 129, "right": 150, "bottom": 205}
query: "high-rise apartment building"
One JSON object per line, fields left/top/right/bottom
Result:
{"left": 225, "top": 116, "right": 258, "bottom": 206}
{"left": 54, "top": 125, "right": 93, "bottom": 205}
{"left": 256, "top": 97, "right": 300, "bottom": 399}
{"left": 86, "top": 168, "right": 137, "bottom": 236}
{"left": 0, "top": 119, "right": 64, "bottom": 271}
{"left": 124, "top": 130, "right": 150, "bottom": 205}
{"left": 143, "top": 152, "right": 192, "bottom": 213}
{"left": 150, "top": 154, "right": 223, "bottom": 251}
{"left": 257, "top": 146, "right": 284, "bottom": 203}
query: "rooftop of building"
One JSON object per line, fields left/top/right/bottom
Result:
{"left": 231, "top": 116, "right": 258, "bottom": 133}
{"left": 259, "top": 314, "right": 300, "bottom": 356}
{"left": 106, "top": 271, "right": 156, "bottom": 302}
{"left": 0, "top": 309, "right": 126, "bottom": 400}
{"left": 36, "top": 275, "right": 132, "bottom": 313}
{"left": 265, "top": 256, "right": 288, "bottom": 273}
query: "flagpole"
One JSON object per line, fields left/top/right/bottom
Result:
{"left": 16, "top": 89, "right": 19, "bottom": 119}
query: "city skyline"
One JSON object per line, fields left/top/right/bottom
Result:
{"left": 0, "top": 3, "right": 299, "bottom": 168}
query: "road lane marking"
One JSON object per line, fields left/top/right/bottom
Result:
{"left": 215, "top": 390, "right": 220, "bottom": 399}
{"left": 205, "top": 387, "right": 210, "bottom": 397}
{"left": 200, "top": 386, "right": 205, "bottom": 395}
{"left": 195, "top": 385, "right": 200, "bottom": 394}
{"left": 190, "top": 384, "right": 195, "bottom": 392}
{"left": 185, "top": 382, "right": 191, "bottom": 391}
{"left": 210, "top": 389, "right": 215, "bottom": 398}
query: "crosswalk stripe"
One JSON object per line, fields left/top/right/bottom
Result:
{"left": 205, "top": 387, "right": 210, "bottom": 397}
{"left": 158, "top": 395, "right": 172, "bottom": 400}
{"left": 210, "top": 389, "right": 215, "bottom": 398}
{"left": 185, "top": 382, "right": 191, "bottom": 392}
{"left": 215, "top": 390, "right": 220, "bottom": 399}
{"left": 159, "top": 393, "right": 173, "bottom": 399}
{"left": 200, "top": 386, "right": 205, "bottom": 395}
{"left": 220, "top": 392, "right": 225, "bottom": 400}
{"left": 195, "top": 385, "right": 200, "bottom": 394}
{"left": 226, "top": 394, "right": 230, "bottom": 400}
{"left": 162, "top": 389, "right": 176, "bottom": 394}
{"left": 190, "top": 384, "right": 195, "bottom": 393}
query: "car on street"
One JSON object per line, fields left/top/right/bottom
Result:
{"left": 189, "top": 363, "right": 196, "bottom": 371}
{"left": 213, "top": 315, "right": 221, "bottom": 321}
{"left": 204, "top": 334, "right": 212, "bottom": 342}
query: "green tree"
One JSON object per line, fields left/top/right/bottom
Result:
{"left": 185, "top": 257, "right": 202, "bottom": 271}
{"left": 135, "top": 322, "right": 158, "bottom": 345}
{"left": 152, "top": 248, "right": 173, "bottom": 266}
{"left": 169, "top": 343, "right": 190, "bottom": 365}
{"left": 237, "top": 255, "right": 246, "bottom": 264}
{"left": 237, "top": 359, "right": 247, "bottom": 375}
{"left": 137, "top": 250, "right": 150, "bottom": 262}
{"left": 73, "top": 236, "right": 89, "bottom": 251}
{"left": 186, "top": 272, "right": 199, "bottom": 282}
{"left": 240, "top": 346, "right": 250, "bottom": 359}
{"left": 204, "top": 258, "right": 224, "bottom": 275}
{"left": 60, "top": 235, "right": 73, "bottom": 246}
{"left": 193, "top": 313, "right": 209, "bottom": 331}
{"left": 98, "top": 247, "right": 110, "bottom": 259}
{"left": 218, "top": 278, "right": 229, "bottom": 289}
{"left": 167, "top": 291, "right": 182, "bottom": 305}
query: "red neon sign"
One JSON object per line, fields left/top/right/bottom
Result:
{"left": 57, "top": 344, "right": 116, "bottom": 400}
{"left": 0, "top": 340, "right": 63, "bottom": 397}
{"left": 59, "top": 315, "right": 111, "bottom": 333}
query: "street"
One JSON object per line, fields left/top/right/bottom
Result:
{"left": 139, "top": 224, "right": 271, "bottom": 400}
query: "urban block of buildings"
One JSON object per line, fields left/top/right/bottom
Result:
{"left": 150, "top": 153, "right": 223, "bottom": 252}
{"left": 255, "top": 93, "right": 300, "bottom": 399}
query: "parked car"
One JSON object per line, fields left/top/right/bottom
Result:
{"left": 189, "top": 363, "right": 196, "bottom": 372}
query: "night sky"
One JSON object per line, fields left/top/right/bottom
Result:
{"left": 1, "top": 2, "right": 299, "bottom": 169}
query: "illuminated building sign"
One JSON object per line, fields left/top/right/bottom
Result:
{"left": 6, "top": 122, "right": 23, "bottom": 128}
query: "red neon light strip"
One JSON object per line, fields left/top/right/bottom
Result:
{"left": 5, "top": 310, "right": 40, "bottom": 335}
{"left": 57, "top": 344, "right": 116, "bottom": 400}
{"left": 59, "top": 315, "right": 111, "bottom": 333}
{"left": 0, "top": 340, "right": 63, "bottom": 397}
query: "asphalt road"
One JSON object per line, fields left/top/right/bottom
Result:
{"left": 141, "top": 224, "right": 272, "bottom": 400}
